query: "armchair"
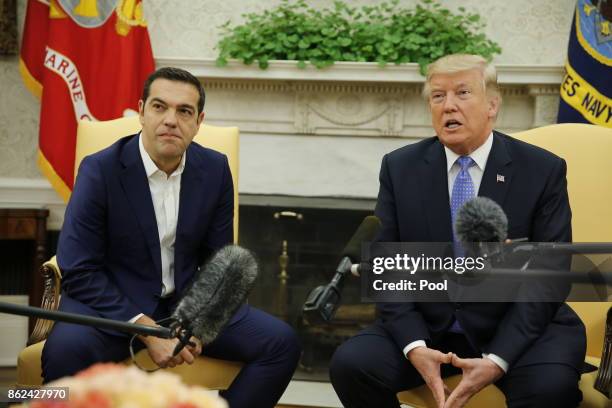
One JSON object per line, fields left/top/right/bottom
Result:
{"left": 397, "top": 123, "right": 612, "bottom": 407}
{"left": 17, "top": 116, "right": 243, "bottom": 389}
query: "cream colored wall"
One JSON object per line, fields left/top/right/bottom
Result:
{"left": 0, "top": 0, "right": 574, "bottom": 181}
{"left": 145, "top": 0, "right": 575, "bottom": 63}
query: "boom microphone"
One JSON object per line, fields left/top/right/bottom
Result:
{"left": 172, "top": 245, "right": 258, "bottom": 350}
{"left": 454, "top": 196, "right": 513, "bottom": 262}
{"left": 302, "top": 216, "right": 381, "bottom": 324}
{"left": 0, "top": 301, "right": 176, "bottom": 339}
{"left": 455, "top": 196, "right": 508, "bottom": 243}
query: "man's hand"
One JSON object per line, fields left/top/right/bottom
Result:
{"left": 444, "top": 355, "right": 504, "bottom": 408}
{"left": 407, "top": 347, "right": 453, "bottom": 408}
{"left": 135, "top": 315, "right": 198, "bottom": 368}
{"left": 186, "top": 336, "right": 203, "bottom": 357}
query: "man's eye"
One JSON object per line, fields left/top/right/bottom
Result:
{"left": 431, "top": 93, "right": 444, "bottom": 103}
{"left": 459, "top": 89, "right": 472, "bottom": 97}
{"left": 152, "top": 104, "right": 164, "bottom": 110}
{"left": 179, "top": 109, "right": 193, "bottom": 116}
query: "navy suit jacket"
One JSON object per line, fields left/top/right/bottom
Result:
{"left": 57, "top": 134, "right": 234, "bottom": 322}
{"left": 374, "top": 131, "right": 586, "bottom": 371}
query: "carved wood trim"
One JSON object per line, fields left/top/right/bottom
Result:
{"left": 594, "top": 306, "right": 612, "bottom": 398}
{"left": 27, "top": 261, "right": 61, "bottom": 345}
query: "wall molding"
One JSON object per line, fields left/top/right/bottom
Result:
{"left": 0, "top": 178, "right": 65, "bottom": 230}
{"left": 155, "top": 57, "right": 565, "bottom": 85}
{"left": 0, "top": 180, "right": 378, "bottom": 229}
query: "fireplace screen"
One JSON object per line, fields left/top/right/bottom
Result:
{"left": 240, "top": 203, "right": 374, "bottom": 381}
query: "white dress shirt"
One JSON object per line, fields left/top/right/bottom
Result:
{"left": 128, "top": 134, "right": 186, "bottom": 323}
{"left": 402, "top": 133, "right": 509, "bottom": 373}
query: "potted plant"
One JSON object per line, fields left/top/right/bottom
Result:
{"left": 215, "top": 0, "right": 501, "bottom": 73}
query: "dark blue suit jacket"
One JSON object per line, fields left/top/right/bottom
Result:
{"left": 374, "top": 131, "right": 586, "bottom": 371}
{"left": 57, "top": 134, "right": 234, "bottom": 322}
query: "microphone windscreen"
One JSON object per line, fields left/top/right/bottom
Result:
{"left": 455, "top": 197, "right": 508, "bottom": 242}
{"left": 172, "top": 245, "right": 258, "bottom": 344}
{"left": 341, "top": 216, "right": 382, "bottom": 261}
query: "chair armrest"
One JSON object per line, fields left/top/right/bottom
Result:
{"left": 27, "top": 257, "right": 62, "bottom": 345}
{"left": 595, "top": 306, "right": 612, "bottom": 398}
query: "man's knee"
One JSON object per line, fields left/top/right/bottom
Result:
{"left": 529, "top": 372, "right": 581, "bottom": 407}
{"left": 42, "top": 324, "right": 94, "bottom": 381}
{"left": 45, "top": 324, "right": 89, "bottom": 358}
{"left": 42, "top": 323, "right": 127, "bottom": 382}
{"left": 330, "top": 338, "right": 377, "bottom": 388}
{"left": 504, "top": 365, "right": 581, "bottom": 408}
{"left": 270, "top": 320, "right": 302, "bottom": 363}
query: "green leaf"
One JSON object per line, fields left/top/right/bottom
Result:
{"left": 258, "top": 58, "right": 269, "bottom": 69}
{"left": 338, "top": 37, "right": 352, "bottom": 46}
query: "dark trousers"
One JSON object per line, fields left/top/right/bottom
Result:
{"left": 42, "top": 295, "right": 301, "bottom": 408}
{"left": 330, "top": 324, "right": 582, "bottom": 408}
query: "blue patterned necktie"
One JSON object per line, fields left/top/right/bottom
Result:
{"left": 449, "top": 156, "right": 475, "bottom": 333}
{"left": 450, "top": 156, "right": 476, "bottom": 236}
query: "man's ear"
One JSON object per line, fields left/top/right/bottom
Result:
{"left": 138, "top": 100, "right": 145, "bottom": 125}
{"left": 488, "top": 95, "right": 500, "bottom": 119}
{"left": 197, "top": 111, "right": 205, "bottom": 126}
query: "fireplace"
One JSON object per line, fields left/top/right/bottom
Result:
{"left": 239, "top": 197, "right": 376, "bottom": 380}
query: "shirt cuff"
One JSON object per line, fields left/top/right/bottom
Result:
{"left": 483, "top": 353, "right": 509, "bottom": 373}
{"left": 402, "top": 340, "right": 427, "bottom": 359}
{"left": 128, "top": 313, "right": 144, "bottom": 324}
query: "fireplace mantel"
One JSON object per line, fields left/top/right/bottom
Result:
{"left": 156, "top": 58, "right": 564, "bottom": 85}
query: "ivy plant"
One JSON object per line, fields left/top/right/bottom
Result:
{"left": 215, "top": 0, "right": 501, "bottom": 73}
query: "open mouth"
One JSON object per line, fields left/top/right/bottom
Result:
{"left": 444, "top": 119, "right": 462, "bottom": 130}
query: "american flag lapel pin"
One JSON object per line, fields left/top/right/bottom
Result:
{"left": 496, "top": 174, "right": 505, "bottom": 183}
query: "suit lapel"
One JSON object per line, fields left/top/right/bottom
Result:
{"left": 478, "top": 131, "right": 513, "bottom": 206}
{"left": 176, "top": 147, "right": 206, "bottom": 241}
{"left": 174, "top": 147, "right": 206, "bottom": 284}
{"left": 119, "top": 135, "right": 162, "bottom": 278}
{"left": 419, "top": 139, "right": 453, "bottom": 242}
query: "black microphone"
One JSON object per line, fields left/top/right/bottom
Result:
{"left": 455, "top": 196, "right": 508, "bottom": 243}
{"left": 302, "top": 216, "right": 381, "bottom": 324}
{"left": 171, "top": 244, "right": 258, "bottom": 353}
{"left": 454, "top": 196, "right": 512, "bottom": 262}
{"left": 0, "top": 302, "right": 176, "bottom": 339}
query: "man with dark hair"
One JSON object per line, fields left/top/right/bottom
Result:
{"left": 42, "top": 67, "right": 301, "bottom": 408}
{"left": 141, "top": 67, "right": 206, "bottom": 114}
{"left": 330, "top": 54, "right": 586, "bottom": 408}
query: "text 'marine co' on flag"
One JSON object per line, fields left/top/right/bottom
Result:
{"left": 20, "top": 0, "right": 155, "bottom": 201}
{"left": 558, "top": 0, "right": 612, "bottom": 128}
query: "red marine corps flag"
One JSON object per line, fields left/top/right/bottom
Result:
{"left": 20, "top": 0, "right": 155, "bottom": 200}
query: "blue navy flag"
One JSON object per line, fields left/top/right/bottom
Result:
{"left": 558, "top": 0, "right": 612, "bottom": 127}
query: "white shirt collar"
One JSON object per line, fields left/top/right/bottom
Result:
{"left": 138, "top": 132, "right": 186, "bottom": 178}
{"left": 444, "top": 132, "right": 494, "bottom": 173}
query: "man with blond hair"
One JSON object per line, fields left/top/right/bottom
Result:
{"left": 330, "top": 54, "right": 586, "bottom": 408}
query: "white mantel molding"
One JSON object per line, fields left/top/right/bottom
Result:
{"left": 0, "top": 177, "right": 65, "bottom": 230}
{"left": 0, "top": 178, "right": 378, "bottom": 230}
{"left": 155, "top": 57, "right": 565, "bottom": 85}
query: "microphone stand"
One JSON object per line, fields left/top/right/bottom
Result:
{"left": 0, "top": 301, "right": 177, "bottom": 339}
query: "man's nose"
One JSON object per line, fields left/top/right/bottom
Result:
{"left": 443, "top": 93, "right": 458, "bottom": 112}
{"left": 163, "top": 109, "right": 178, "bottom": 126}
